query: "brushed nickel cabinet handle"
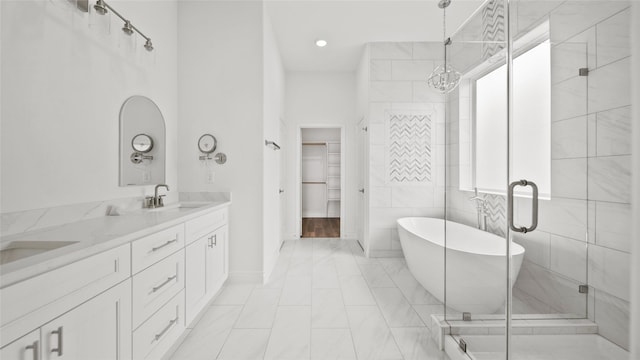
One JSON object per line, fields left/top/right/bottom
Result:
{"left": 152, "top": 275, "right": 178, "bottom": 293}
{"left": 25, "top": 341, "right": 39, "bottom": 360}
{"left": 208, "top": 234, "right": 217, "bottom": 248}
{"left": 151, "top": 238, "right": 178, "bottom": 252}
{"left": 153, "top": 316, "right": 178, "bottom": 343}
{"left": 51, "top": 327, "right": 63, "bottom": 356}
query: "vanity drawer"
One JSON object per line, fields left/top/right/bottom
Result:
{"left": 0, "top": 244, "right": 131, "bottom": 329}
{"left": 132, "top": 224, "right": 184, "bottom": 274}
{"left": 132, "top": 249, "right": 185, "bottom": 329}
{"left": 133, "top": 290, "right": 185, "bottom": 360}
{"left": 185, "top": 208, "right": 227, "bottom": 245}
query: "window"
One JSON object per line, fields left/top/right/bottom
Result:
{"left": 460, "top": 27, "right": 550, "bottom": 198}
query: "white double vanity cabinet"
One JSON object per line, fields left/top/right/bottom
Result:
{"left": 0, "top": 201, "right": 230, "bottom": 360}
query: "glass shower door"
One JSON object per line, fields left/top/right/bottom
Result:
{"left": 507, "top": 0, "right": 590, "bottom": 323}
{"left": 508, "top": 0, "right": 632, "bottom": 357}
{"left": 445, "top": 0, "right": 632, "bottom": 357}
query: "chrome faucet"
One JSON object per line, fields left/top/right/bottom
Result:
{"left": 154, "top": 184, "right": 169, "bottom": 207}
{"left": 144, "top": 184, "right": 169, "bottom": 208}
{"left": 469, "top": 188, "right": 488, "bottom": 231}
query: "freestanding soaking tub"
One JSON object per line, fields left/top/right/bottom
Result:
{"left": 397, "top": 217, "right": 525, "bottom": 315}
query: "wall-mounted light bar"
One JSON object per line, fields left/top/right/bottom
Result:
{"left": 92, "top": 0, "right": 154, "bottom": 51}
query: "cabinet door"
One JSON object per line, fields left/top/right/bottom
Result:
{"left": 185, "top": 236, "right": 208, "bottom": 325}
{"left": 206, "top": 225, "right": 228, "bottom": 297}
{"left": 41, "top": 280, "right": 132, "bottom": 360}
{"left": 0, "top": 329, "right": 40, "bottom": 360}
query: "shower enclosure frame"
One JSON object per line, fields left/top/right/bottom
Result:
{"left": 440, "top": 0, "right": 633, "bottom": 357}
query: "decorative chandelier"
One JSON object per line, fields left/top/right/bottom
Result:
{"left": 427, "top": 61, "right": 461, "bottom": 94}
{"left": 428, "top": 0, "right": 461, "bottom": 94}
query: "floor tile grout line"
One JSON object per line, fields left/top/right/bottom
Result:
{"left": 343, "top": 239, "right": 364, "bottom": 360}
{"left": 257, "top": 241, "right": 294, "bottom": 360}
{"left": 218, "top": 284, "right": 260, "bottom": 359}
{"left": 365, "top": 265, "right": 409, "bottom": 360}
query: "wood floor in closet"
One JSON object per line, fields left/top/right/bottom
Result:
{"left": 301, "top": 218, "right": 340, "bottom": 238}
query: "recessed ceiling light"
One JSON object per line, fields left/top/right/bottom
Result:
{"left": 315, "top": 39, "right": 327, "bottom": 48}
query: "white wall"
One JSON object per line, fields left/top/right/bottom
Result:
{"left": 1, "top": 0, "right": 178, "bottom": 213}
{"left": 355, "top": 46, "right": 370, "bottom": 252}
{"left": 630, "top": 3, "right": 640, "bottom": 358}
{"left": 262, "top": 9, "right": 285, "bottom": 281}
{"left": 178, "top": 1, "right": 265, "bottom": 280}
{"left": 284, "top": 72, "right": 357, "bottom": 239}
{"left": 301, "top": 128, "right": 341, "bottom": 142}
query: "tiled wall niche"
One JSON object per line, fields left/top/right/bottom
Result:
{"left": 445, "top": 0, "right": 632, "bottom": 350}
{"left": 364, "top": 42, "right": 446, "bottom": 258}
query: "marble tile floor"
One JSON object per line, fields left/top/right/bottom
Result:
{"left": 169, "top": 239, "right": 450, "bottom": 360}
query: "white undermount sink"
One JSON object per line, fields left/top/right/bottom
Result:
{"left": 0, "top": 241, "right": 79, "bottom": 265}
{"left": 146, "top": 202, "right": 210, "bottom": 212}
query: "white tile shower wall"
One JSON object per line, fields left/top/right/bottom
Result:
{"left": 446, "top": 3, "right": 632, "bottom": 350}
{"left": 366, "top": 42, "right": 446, "bottom": 257}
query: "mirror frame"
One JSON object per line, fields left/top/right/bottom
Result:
{"left": 119, "top": 95, "right": 166, "bottom": 186}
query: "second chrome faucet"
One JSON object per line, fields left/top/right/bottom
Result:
{"left": 145, "top": 184, "right": 169, "bottom": 208}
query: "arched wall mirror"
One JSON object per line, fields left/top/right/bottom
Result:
{"left": 119, "top": 96, "right": 166, "bottom": 186}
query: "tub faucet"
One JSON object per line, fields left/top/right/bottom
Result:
{"left": 469, "top": 188, "right": 488, "bottom": 231}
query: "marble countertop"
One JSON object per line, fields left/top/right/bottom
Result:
{"left": 0, "top": 200, "right": 231, "bottom": 288}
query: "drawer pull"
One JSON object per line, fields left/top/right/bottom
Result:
{"left": 151, "top": 239, "right": 178, "bottom": 252}
{"left": 51, "top": 327, "right": 63, "bottom": 356}
{"left": 152, "top": 275, "right": 178, "bottom": 293}
{"left": 25, "top": 341, "right": 39, "bottom": 360}
{"left": 153, "top": 316, "right": 178, "bottom": 343}
{"left": 208, "top": 234, "right": 217, "bottom": 248}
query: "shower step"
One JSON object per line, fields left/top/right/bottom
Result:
{"left": 445, "top": 334, "right": 628, "bottom": 360}
{"left": 430, "top": 315, "right": 598, "bottom": 350}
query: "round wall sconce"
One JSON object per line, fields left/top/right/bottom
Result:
{"left": 130, "top": 134, "right": 154, "bottom": 164}
{"left": 132, "top": 133, "right": 154, "bottom": 153}
{"left": 197, "top": 133, "right": 227, "bottom": 164}
{"left": 198, "top": 134, "right": 217, "bottom": 154}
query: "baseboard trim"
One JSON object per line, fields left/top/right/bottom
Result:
{"left": 228, "top": 271, "right": 263, "bottom": 284}
{"left": 262, "top": 249, "right": 280, "bottom": 284}
{"left": 369, "top": 250, "right": 404, "bottom": 258}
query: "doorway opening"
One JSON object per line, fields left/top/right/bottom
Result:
{"left": 300, "top": 127, "right": 341, "bottom": 238}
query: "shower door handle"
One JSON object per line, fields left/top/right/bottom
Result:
{"left": 508, "top": 180, "right": 538, "bottom": 233}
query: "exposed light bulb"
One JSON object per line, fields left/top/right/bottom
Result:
{"left": 315, "top": 39, "right": 328, "bottom": 47}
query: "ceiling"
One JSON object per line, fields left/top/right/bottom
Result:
{"left": 265, "top": 0, "right": 483, "bottom": 72}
